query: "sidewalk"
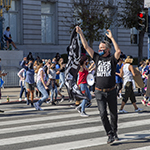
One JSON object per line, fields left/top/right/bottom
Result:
{"left": 0, "top": 87, "right": 142, "bottom": 105}
{"left": 0, "top": 87, "right": 69, "bottom": 105}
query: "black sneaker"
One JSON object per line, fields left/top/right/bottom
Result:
{"left": 107, "top": 134, "right": 115, "bottom": 144}
{"left": 52, "top": 102, "right": 56, "bottom": 105}
{"left": 59, "top": 88, "right": 64, "bottom": 92}
{"left": 0, "top": 110, "right": 4, "bottom": 113}
{"left": 86, "top": 102, "right": 92, "bottom": 108}
{"left": 31, "top": 103, "right": 34, "bottom": 107}
{"left": 114, "top": 133, "right": 119, "bottom": 141}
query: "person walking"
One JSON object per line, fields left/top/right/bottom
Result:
{"left": 118, "top": 56, "right": 143, "bottom": 113}
{"left": 0, "top": 58, "right": 7, "bottom": 99}
{"left": 34, "top": 60, "right": 42, "bottom": 98}
{"left": 20, "top": 57, "right": 35, "bottom": 107}
{"left": 34, "top": 60, "right": 49, "bottom": 110}
{"left": 76, "top": 26, "right": 120, "bottom": 144}
{"left": 115, "top": 57, "right": 123, "bottom": 99}
{"left": 17, "top": 63, "right": 28, "bottom": 101}
{"left": 58, "top": 58, "right": 66, "bottom": 92}
{"left": 76, "top": 55, "right": 92, "bottom": 117}
{"left": 46, "top": 62, "right": 59, "bottom": 105}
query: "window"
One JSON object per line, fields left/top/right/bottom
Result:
{"left": 3, "top": 0, "right": 19, "bottom": 43}
{"left": 130, "top": 27, "right": 138, "bottom": 44}
{"left": 41, "top": 2, "right": 56, "bottom": 44}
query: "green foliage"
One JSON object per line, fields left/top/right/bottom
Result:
{"left": 72, "top": 0, "right": 112, "bottom": 47}
{"left": 64, "top": 0, "right": 114, "bottom": 48}
{"left": 118, "top": 0, "right": 144, "bottom": 30}
{"left": 118, "top": 0, "right": 145, "bottom": 62}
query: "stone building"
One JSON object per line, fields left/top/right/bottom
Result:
{"left": 3, "top": 0, "right": 148, "bottom": 59}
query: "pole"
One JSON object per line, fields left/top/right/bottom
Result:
{"left": 148, "top": 7, "right": 150, "bottom": 59}
{"left": 0, "top": 0, "right": 3, "bottom": 50}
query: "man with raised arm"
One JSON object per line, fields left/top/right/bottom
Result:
{"left": 76, "top": 26, "right": 121, "bottom": 144}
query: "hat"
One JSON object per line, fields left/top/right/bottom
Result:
{"left": 125, "top": 56, "right": 133, "bottom": 64}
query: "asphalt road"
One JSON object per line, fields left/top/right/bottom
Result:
{"left": 0, "top": 88, "right": 150, "bottom": 150}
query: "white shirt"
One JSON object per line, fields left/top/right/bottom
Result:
{"left": 123, "top": 63, "right": 135, "bottom": 89}
{"left": 37, "top": 68, "right": 46, "bottom": 82}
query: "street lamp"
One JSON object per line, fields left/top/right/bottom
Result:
{"left": 3, "top": 0, "right": 12, "bottom": 12}
{"left": 0, "top": 0, "right": 12, "bottom": 49}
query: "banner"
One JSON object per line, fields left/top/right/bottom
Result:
{"left": 65, "top": 27, "right": 89, "bottom": 101}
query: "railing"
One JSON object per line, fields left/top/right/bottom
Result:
{"left": 1, "top": 66, "right": 20, "bottom": 87}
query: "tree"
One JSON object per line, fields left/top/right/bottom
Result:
{"left": 118, "top": 0, "right": 145, "bottom": 62}
{"left": 63, "top": 0, "right": 115, "bottom": 48}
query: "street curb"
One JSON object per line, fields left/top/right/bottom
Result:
{"left": 0, "top": 96, "right": 70, "bottom": 105}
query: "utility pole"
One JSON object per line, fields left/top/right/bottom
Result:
{"left": 148, "top": 7, "right": 150, "bottom": 59}
{"left": 145, "top": 0, "right": 150, "bottom": 59}
{"left": 0, "top": 0, "right": 3, "bottom": 49}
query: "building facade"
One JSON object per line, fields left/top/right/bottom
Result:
{"left": 3, "top": 0, "right": 148, "bottom": 59}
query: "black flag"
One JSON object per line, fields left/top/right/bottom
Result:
{"left": 65, "top": 27, "right": 89, "bottom": 101}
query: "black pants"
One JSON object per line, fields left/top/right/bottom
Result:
{"left": 123, "top": 82, "right": 136, "bottom": 103}
{"left": 116, "top": 83, "right": 122, "bottom": 97}
{"left": 95, "top": 88, "right": 118, "bottom": 135}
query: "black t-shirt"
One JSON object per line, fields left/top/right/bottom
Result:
{"left": 59, "top": 63, "right": 65, "bottom": 72}
{"left": 93, "top": 52, "right": 118, "bottom": 89}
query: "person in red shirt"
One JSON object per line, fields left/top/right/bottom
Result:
{"left": 76, "top": 55, "right": 92, "bottom": 117}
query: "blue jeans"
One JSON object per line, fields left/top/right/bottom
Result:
{"left": 79, "top": 84, "right": 92, "bottom": 112}
{"left": 19, "top": 81, "right": 27, "bottom": 98}
{"left": 37, "top": 80, "right": 48, "bottom": 106}
{"left": 50, "top": 86, "right": 57, "bottom": 101}
{"left": 49, "top": 83, "right": 58, "bottom": 102}
{"left": 59, "top": 72, "right": 65, "bottom": 89}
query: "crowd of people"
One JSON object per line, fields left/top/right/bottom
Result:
{"left": 4, "top": 26, "right": 149, "bottom": 144}
{"left": 115, "top": 55, "right": 150, "bottom": 112}
{"left": 17, "top": 51, "right": 96, "bottom": 113}
{"left": 138, "top": 59, "right": 150, "bottom": 106}
{"left": 18, "top": 52, "right": 66, "bottom": 110}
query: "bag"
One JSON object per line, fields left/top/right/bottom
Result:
{"left": 46, "top": 78, "right": 51, "bottom": 86}
{"left": 51, "top": 80, "right": 55, "bottom": 89}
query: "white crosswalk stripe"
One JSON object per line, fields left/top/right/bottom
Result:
{"left": 0, "top": 102, "right": 150, "bottom": 150}
{"left": 22, "top": 130, "right": 150, "bottom": 150}
{"left": 129, "top": 146, "right": 150, "bottom": 150}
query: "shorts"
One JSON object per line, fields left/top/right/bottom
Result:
{"left": 25, "top": 82, "right": 35, "bottom": 91}
{"left": 5, "top": 39, "right": 12, "bottom": 43}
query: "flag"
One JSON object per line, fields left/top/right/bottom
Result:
{"left": 65, "top": 27, "right": 89, "bottom": 101}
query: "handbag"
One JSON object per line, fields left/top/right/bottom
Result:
{"left": 46, "top": 78, "right": 51, "bottom": 86}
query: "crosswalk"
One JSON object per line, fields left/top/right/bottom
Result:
{"left": 0, "top": 100, "right": 150, "bottom": 150}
